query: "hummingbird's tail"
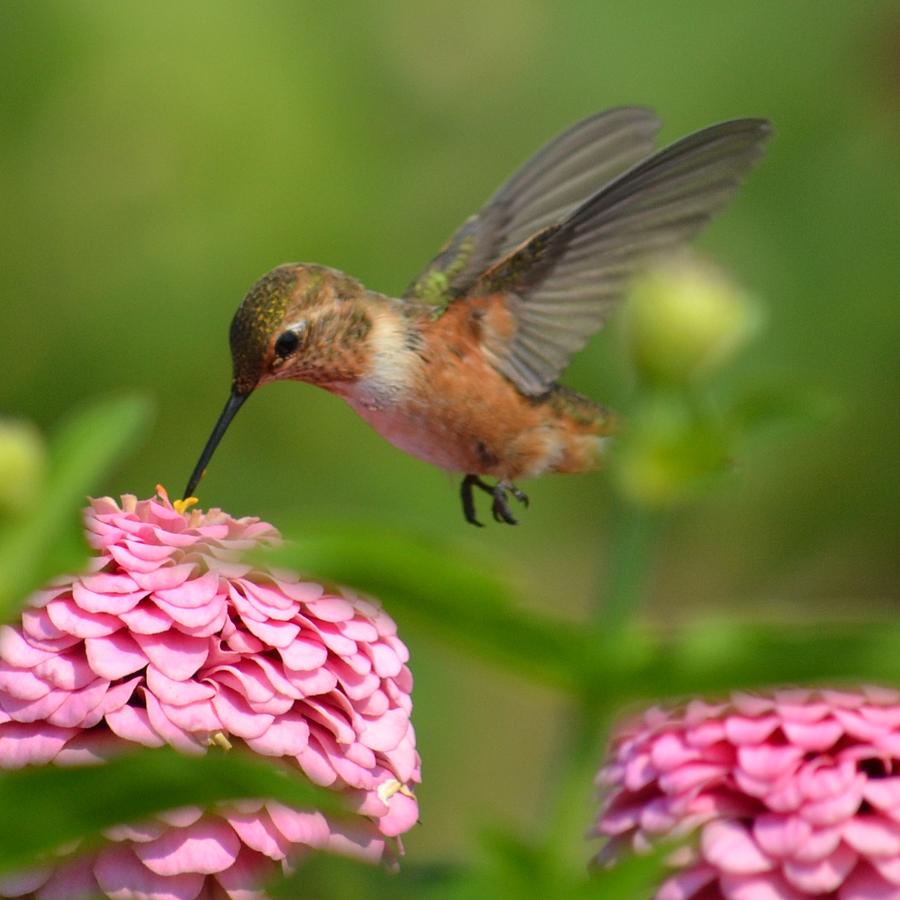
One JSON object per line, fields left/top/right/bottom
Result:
{"left": 540, "top": 383, "right": 617, "bottom": 475}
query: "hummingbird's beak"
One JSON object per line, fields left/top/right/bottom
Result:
{"left": 182, "top": 388, "right": 250, "bottom": 499}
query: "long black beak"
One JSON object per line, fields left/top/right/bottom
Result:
{"left": 183, "top": 389, "right": 249, "bottom": 499}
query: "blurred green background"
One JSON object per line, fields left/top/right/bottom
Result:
{"left": 2, "top": 0, "right": 899, "bottom": 866}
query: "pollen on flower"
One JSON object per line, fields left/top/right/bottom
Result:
{"left": 209, "top": 731, "right": 233, "bottom": 751}
{"left": 378, "top": 777, "right": 416, "bottom": 803}
{"left": 0, "top": 487, "right": 420, "bottom": 898}
{"left": 173, "top": 496, "right": 199, "bottom": 515}
{"left": 158, "top": 484, "right": 199, "bottom": 516}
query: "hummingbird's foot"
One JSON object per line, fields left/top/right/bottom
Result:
{"left": 491, "top": 480, "right": 529, "bottom": 525}
{"left": 460, "top": 474, "right": 488, "bottom": 527}
{"left": 459, "top": 475, "right": 529, "bottom": 526}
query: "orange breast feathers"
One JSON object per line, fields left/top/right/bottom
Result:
{"left": 406, "top": 297, "right": 609, "bottom": 479}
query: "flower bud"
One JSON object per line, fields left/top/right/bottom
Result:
{"left": 0, "top": 419, "right": 46, "bottom": 517}
{"left": 612, "top": 396, "right": 728, "bottom": 508}
{"left": 625, "top": 255, "right": 761, "bottom": 384}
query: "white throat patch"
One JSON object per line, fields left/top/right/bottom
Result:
{"left": 351, "top": 312, "right": 415, "bottom": 411}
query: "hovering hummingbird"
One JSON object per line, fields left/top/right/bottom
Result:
{"left": 184, "top": 107, "right": 771, "bottom": 525}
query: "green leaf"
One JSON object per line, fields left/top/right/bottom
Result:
{"left": 264, "top": 525, "right": 588, "bottom": 693}
{"left": 264, "top": 529, "right": 900, "bottom": 709}
{"left": 0, "top": 746, "right": 344, "bottom": 873}
{"left": 0, "top": 395, "right": 152, "bottom": 618}
{"left": 264, "top": 527, "right": 900, "bottom": 712}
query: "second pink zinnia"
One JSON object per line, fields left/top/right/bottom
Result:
{"left": 595, "top": 688, "right": 900, "bottom": 899}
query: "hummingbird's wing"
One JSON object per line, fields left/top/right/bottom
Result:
{"left": 403, "top": 107, "right": 662, "bottom": 305}
{"left": 472, "top": 118, "right": 773, "bottom": 396}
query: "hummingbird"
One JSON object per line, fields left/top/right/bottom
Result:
{"left": 184, "top": 107, "right": 771, "bottom": 526}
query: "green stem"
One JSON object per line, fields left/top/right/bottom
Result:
{"left": 596, "top": 501, "right": 662, "bottom": 635}
{"left": 542, "top": 501, "right": 663, "bottom": 867}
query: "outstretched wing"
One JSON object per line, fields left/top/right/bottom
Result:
{"left": 473, "top": 118, "right": 773, "bottom": 396}
{"left": 403, "top": 107, "right": 662, "bottom": 305}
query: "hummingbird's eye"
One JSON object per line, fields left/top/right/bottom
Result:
{"left": 273, "top": 330, "right": 301, "bottom": 358}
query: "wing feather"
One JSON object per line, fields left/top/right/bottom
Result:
{"left": 476, "top": 118, "right": 773, "bottom": 395}
{"left": 403, "top": 107, "right": 662, "bottom": 303}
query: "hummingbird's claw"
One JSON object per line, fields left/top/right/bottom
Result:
{"left": 491, "top": 499, "right": 517, "bottom": 525}
{"left": 460, "top": 475, "right": 485, "bottom": 527}
{"left": 459, "top": 476, "right": 529, "bottom": 527}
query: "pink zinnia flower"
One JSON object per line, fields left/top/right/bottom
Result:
{"left": 0, "top": 488, "right": 419, "bottom": 899}
{"left": 595, "top": 688, "right": 900, "bottom": 899}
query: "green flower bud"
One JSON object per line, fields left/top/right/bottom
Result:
{"left": 625, "top": 255, "right": 761, "bottom": 384}
{"left": 613, "top": 396, "right": 729, "bottom": 508}
{"left": 0, "top": 419, "right": 47, "bottom": 517}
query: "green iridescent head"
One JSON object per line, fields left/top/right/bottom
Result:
{"left": 229, "top": 266, "right": 297, "bottom": 395}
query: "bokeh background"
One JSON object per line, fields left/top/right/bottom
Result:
{"left": 3, "top": 0, "right": 899, "bottom": 866}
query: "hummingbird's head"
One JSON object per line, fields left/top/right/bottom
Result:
{"left": 228, "top": 265, "right": 298, "bottom": 395}
{"left": 230, "top": 263, "right": 374, "bottom": 394}
{"left": 183, "top": 263, "right": 373, "bottom": 499}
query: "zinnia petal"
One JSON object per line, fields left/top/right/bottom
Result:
{"left": 134, "top": 819, "right": 241, "bottom": 875}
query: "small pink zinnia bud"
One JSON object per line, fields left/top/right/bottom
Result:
{"left": 0, "top": 488, "right": 419, "bottom": 899}
{"left": 594, "top": 688, "right": 900, "bottom": 899}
